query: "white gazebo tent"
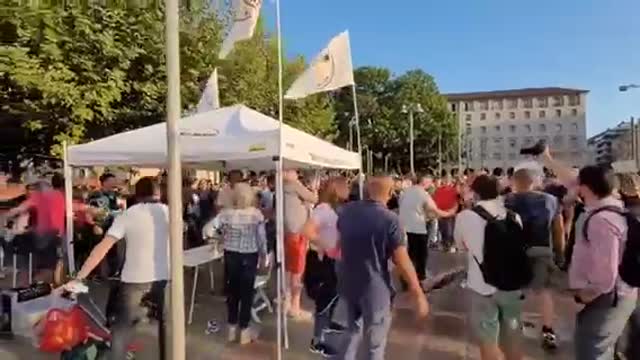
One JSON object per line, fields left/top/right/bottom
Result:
{"left": 63, "top": 104, "right": 361, "bottom": 353}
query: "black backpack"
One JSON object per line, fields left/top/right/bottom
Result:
{"left": 472, "top": 206, "right": 533, "bottom": 291}
{"left": 504, "top": 192, "right": 553, "bottom": 249}
{"left": 583, "top": 206, "right": 640, "bottom": 287}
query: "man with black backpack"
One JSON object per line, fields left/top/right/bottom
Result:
{"left": 542, "top": 148, "right": 639, "bottom": 360}
{"left": 504, "top": 168, "right": 565, "bottom": 350}
{"left": 454, "top": 175, "right": 530, "bottom": 360}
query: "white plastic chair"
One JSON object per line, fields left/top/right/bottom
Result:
{"left": 251, "top": 252, "right": 274, "bottom": 324}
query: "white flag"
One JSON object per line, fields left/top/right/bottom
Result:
{"left": 219, "top": 0, "right": 262, "bottom": 59}
{"left": 285, "top": 31, "right": 355, "bottom": 99}
{"left": 196, "top": 68, "right": 221, "bottom": 113}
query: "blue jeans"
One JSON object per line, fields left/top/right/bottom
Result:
{"left": 337, "top": 300, "right": 392, "bottom": 360}
{"left": 575, "top": 291, "right": 638, "bottom": 360}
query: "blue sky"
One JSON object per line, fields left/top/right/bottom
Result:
{"left": 262, "top": 0, "right": 639, "bottom": 136}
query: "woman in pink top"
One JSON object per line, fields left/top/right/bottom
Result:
{"left": 302, "top": 176, "right": 349, "bottom": 357}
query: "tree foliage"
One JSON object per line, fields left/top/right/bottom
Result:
{"left": 1, "top": 3, "right": 454, "bottom": 175}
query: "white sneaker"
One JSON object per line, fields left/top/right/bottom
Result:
{"left": 239, "top": 328, "right": 252, "bottom": 345}
{"left": 227, "top": 326, "right": 237, "bottom": 342}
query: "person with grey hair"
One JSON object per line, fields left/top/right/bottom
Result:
{"left": 210, "top": 182, "right": 268, "bottom": 345}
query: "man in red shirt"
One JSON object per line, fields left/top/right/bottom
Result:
{"left": 2, "top": 173, "right": 66, "bottom": 285}
{"left": 433, "top": 174, "right": 459, "bottom": 252}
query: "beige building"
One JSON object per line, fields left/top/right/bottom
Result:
{"left": 588, "top": 121, "right": 638, "bottom": 167}
{"left": 445, "top": 87, "right": 588, "bottom": 170}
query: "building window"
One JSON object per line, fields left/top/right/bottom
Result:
{"left": 466, "top": 127, "right": 471, "bottom": 135}
{"left": 494, "top": 137, "right": 503, "bottom": 145}
{"left": 509, "top": 112, "right": 516, "bottom": 119}
{"left": 509, "top": 138, "right": 517, "bottom": 148}
{"left": 569, "top": 135, "right": 579, "bottom": 147}
{"left": 481, "top": 126, "right": 487, "bottom": 134}
{"left": 568, "top": 95, "right": 580, "bottom": 106}
{"left": 495, "top": 125, "right": 501, "bottom": 132}
{"left": 553, "top": 135, "right": 564, "bottom": 146}
{"left": 571, "top": 108, "right": 578, "bottom": 116}
{"left": 524, "top": 137, "right": 534, "bottom": 146}
{"left": 479, "top": 100, "right": 489, "bottom": 111}
{"left": 524, "top": 111, "right": 531, "bottom": 119}
{"left": 495, "top": 112, "right": 501, "bottom": 120}
{"left": 509, "top": 125, "right": 516, "bottom": 133}
{"left": 493, "top": 153, "right": 502, "bottom": 160}
{"left": 537, "top": 97, "right": 548, "bottom": 107}
{"left": 553, "top": 95, "right": 564, "bottom": 107}
{"left": 539, "top": 110, "right": 546, "bottom": 118}
{"left": 523, "top": 98, "right": 533, "bottom": 108}
{"left": 508, "top": 153, "right": 517, "bottom": 160}
{"left": 491, "top": 100, "right": 503, "bottom": 110}
{"left": 465, "top": 114, "right": 472, "bottom": 122}
{"left": 450, "top": 103, "right": 457, "bottom": 112}
{"left": 464, "top": 102, "right": 474, "bottom": 111}
{"left": 508, "top": 98, "right": 518, "bottom": 109}
{"left": 480, "top": 113, "right": 486, "bottom": 121}
{"left": 525, "top": 124, "right": 532, "bottom": 133}
{"left": 555, "top": 109, "right": 562, "bottom": 117}
{"left": 556, "top": 123, "right": 563, "bottom": 132}
{"left": 572, "top": 122, "right": 578, "bottom": 131}
{"left": 539, "top": 124, "right": 546, "bottom": 132}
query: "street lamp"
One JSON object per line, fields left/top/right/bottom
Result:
{"left": 402, "top": 103, "right": 424, "bottom": 175}
{"left": 619, "top": 84, "right": 640, "bottom": 92}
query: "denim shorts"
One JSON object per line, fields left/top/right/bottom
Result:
{"left": 469, "top": 290, "right": 524, "bottom": 346}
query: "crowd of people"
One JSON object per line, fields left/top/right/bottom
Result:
{"left": 1, "top": 142, "right": 639, "bottom": 360}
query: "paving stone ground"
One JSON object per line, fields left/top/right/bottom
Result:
{"left": 0, "top": 252, "right": 576, "bottom": 359}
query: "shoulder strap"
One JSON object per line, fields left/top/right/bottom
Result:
{"left": 471, "top": 205, "right": 495, "bottom": 221}
{"left": 582, "top": 205, "right": 626, "bottom": 242}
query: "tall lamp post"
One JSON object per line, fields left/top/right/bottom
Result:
{"left": 619, "top": 84, "right": 640, "bottom": 168}
{"left": 402, "top": 103, "right": 424, "bottom": 175}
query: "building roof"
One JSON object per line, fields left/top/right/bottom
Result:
{"left": 444, "top": 87, "right": 589, "bottom": 101}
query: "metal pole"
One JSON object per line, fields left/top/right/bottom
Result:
{"left": 62, "top": 141, "right": 75, "bottom": 274}
{"left": 437, "top": 132, "right": 442, "bottom": 176}
{"left": 165, "top": 0, "right": 186, "bottom": 357}
{"left": 348, "top": 121, "right": 354, "bottom": 152}
{"left": 351, "top": 84, "right": 364, "bottom": 199}
{"left": 457, "top": 104, "right": 463, "bottom": 172}
{"left": 275, "top": 0, "right": 288, "bottom": 356}
{"left": 409, "top": 109, "right": 415, "bottom": 175}
{"left": 631, "top": 117, "right": 636, "bottom": 163}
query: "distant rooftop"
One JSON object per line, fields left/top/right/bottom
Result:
{"left": 444, "top": 87, "right": 589, "bottom": 101}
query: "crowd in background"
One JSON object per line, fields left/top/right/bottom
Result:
{"left": 1, "top": 147, "right": 639, "bottom": 360}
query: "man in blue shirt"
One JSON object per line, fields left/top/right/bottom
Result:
{"left": 337, "top": 174, "right": 429, "bottom": 360}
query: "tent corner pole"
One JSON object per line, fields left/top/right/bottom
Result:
{"left": 165, "top": 0, "right": 186, "bottom": 358}
{"left": 62, "top": 140, "right": 75, "bottom": 274}
{"left": 275, "top": 0, "right": 288, "bottom": 357}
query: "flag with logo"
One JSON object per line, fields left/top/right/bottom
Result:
{"left": 219, "top": 0, "right": 262, "bottom": 59}
{"left": 284, "top": 31, "right": 355, "bottom": 99}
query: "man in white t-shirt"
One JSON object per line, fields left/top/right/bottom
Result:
{"left": 398, "top": 174, "right": 455, "bottom": 287}
{"left": 454, "top": 175, "right": 524, "bottom": 360}
{"left": 66, "top": 177, "right": 170, "bottom": 360}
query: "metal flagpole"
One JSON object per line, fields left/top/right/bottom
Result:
{"left": 351, "top": 84, "right": 364, "bottom": 199}
{"left": 165, "top": 0, "right": 186, "bottom": 357}
{"left": 275, "top": 0, "right": 288, "bottom": 357}
{"left": 62, "top": 141, "right": 75, "bottom": 274}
